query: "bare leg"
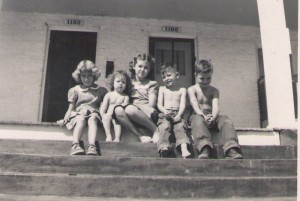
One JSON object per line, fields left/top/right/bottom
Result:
{"left": 112, "top": 119, "right": 121, "bottom": 142}
{"left": 102, "top": 113, "right": 113, "bottom": 142}
{"left": 72, "top": 116, "right": 87, "bottom": 143}
{"left": 114, "top": 106, "right": 143, "bottom": 137}
{"left": 180, "top": 143, "right": 191, "bottom": 159}
{"left": 87, "top": 116, "right": 99, "bottom": 145}
{"left": 125, "top": 105, "right": 157, "bottom": 133}
{"left": 114, "top": 106, "right": 152, "bottom": 143}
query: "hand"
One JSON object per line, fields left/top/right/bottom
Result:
{"left": 173, "top": 115, "right": 181, "bottom": 123}
{"left": 164, "top": 110, "right": 173, "bottom": 121}
{"left": 164, "top": 110, "right": 171, "bottom": 116}
{"left": 57, "top": 119, "right": 66, "bottom": 127}
{"left": 207, "top": 116, "right": 216, "bottom": 129}
{"left": 203, "top": 115, "right": 211, "bottom": 123}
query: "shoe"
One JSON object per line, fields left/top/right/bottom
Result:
{"left": 159, "top": 148, "right": 170, "bottom": 158}
{"left": 86, "top": 144, "right": 98, "bottom": 156}
{"left": 198, "top": 146, "right": 211, "bottom": 159}
{"left": 225, "top": 148, "right": 244, "bottom": 159}
{"left": 139, "top": 136, "right": 153, "bottom": 143}
{"left": 70, "top": 143, "right": 85, "bottom": 156}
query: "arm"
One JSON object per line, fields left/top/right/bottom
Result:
{"left": 64, "top": 103, "right": 75, "bottom": 120}
{"left": 100, "top": 93, "right": 110, "bottom": 117}
{"left": 148, "top": 81, "right": 158, "bottom": 108}
{"left": 149, "top": 93, "right": 157, "bottom": 108}
{"left": 211, "top": 89, "right": 220, "bottom": 121}
{"left": 57, "top": 87, "right": 76, "bottom": 126}
{"left": 187, "top": 86, "right": 205, "bottom": 116}
{"left": 173, "top": 88, "right": 186, "bottom": 121}
{"left": 57, "top": 102, "right": 75, "bottom": 126}
{"left": 122, "top": 95, "right": 130, "bottom": 106}
{"left": 157, "top": 87, "right": 167, "bottom": 114}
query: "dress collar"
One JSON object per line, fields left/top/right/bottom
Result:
{"left": 79, "top": 85, "right": 100, "bottom": 91}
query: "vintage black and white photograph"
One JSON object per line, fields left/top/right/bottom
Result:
{"left": 0, "top": 0, "right": 298, "bottom": 201}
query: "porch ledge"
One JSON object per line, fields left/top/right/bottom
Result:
{"left": 0, "top": 121, "right": 280, "bottom": 131}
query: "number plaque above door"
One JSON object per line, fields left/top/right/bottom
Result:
{"left": 161, "top": 26, "right": 181, "bottom": 33}
{"left": 64, "top": 19, "right": 84, "bottom": 26}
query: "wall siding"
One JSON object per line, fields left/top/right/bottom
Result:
{"left": 1, "top": 11, "right": 294, "bottom": 127}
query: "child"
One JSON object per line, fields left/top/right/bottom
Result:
{"left": 114, "top": 53, "right": 159, "bottom": 143}
{"left": 100, "top": 71, "right": 131, "bottom": 142}
{"left": 156, "top": 63, "right": 191, "bottom": 158}
{"left": 187, "top": 60, "right": 243, "bottom": 159}
{"left": 57, "top": 60, "right": 108, "bottom": 156}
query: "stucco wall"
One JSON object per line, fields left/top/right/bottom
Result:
{"left": 1, "top": 11, "right": 291, "bottom": 127}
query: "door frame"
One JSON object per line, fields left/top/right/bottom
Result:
{"left": 38, "top": 24, "right": 100, "bottom": 122}
{"left": 147, "top": 32, "right": 198, "bottom": 59}
{"left": 148, "top": 35, "right": 197, "bottom": 84}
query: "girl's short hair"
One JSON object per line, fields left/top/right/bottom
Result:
{"left": 72, "top": 60, "right": 101, "bottom": 83}
{"left": 129, "top": 53, "right": 155, "bottom": 79}
{"left": 110, "top": 70, "right": 132, "bottom": 96}
{"left": 195, "top": 60, "right": 213, "bottom": 74}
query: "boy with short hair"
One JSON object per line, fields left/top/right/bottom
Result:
{"left": 155, "top": 63, "right": 191, "bottom": 158}
{"left": 187, "top": 60, "right": 243, "bottom": 159}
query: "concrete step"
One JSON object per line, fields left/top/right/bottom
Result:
{"left": 0, "top": 194, "right": 297, "bottom": 201}
{"left": 0, "top": 153, "right": 296, "bottom": 177}
{"left": 0, "top": 139, "right": 296, "bottom": 159}
{"left": 0, "top": 122, "right": 284, "bottom": 146}
{"left": 0, "top": 172, "right": 296, "bottom": 198}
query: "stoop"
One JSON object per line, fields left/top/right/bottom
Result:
{"left": 0, "top": 122, "right": 297, "bottom": 200}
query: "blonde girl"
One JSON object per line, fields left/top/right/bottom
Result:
{"left": 58, "top": 60, "right": 108, "bottom": 155}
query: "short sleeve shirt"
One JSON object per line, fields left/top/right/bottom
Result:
{"left": 130, "top": 80, "right": 158, "bottom": 105}
{"left": 68, "top": 85, "right": 108, "bottom": 112}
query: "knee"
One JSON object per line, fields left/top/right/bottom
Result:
{"left": 158, "top": 121, "right": 171, "bottom": 132}
{"left": 102, "top": 113, "right": 112, "bottom": 121}
{"left": 191, "top": 115, "right": 206, "bottom": 125}
{"left": 124, "top": 105, "right": 136, "bottom": 116}
{"left": 114, "top": 106, "right": 126, "bottom": 117}
{"left": 76, "top": 116, "right": 87, "bottom": 125}
{"left": 220, "top": 115, "right": 233, "bottom": 126}
{"left": 88, "top": 116, "right": 98, "bottom": 124}
{"left": 174, "top": 122, "right": 186, "bottom": 132}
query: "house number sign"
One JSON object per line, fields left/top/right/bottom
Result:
{"left": 161, "top": 26, "right": 181, "bottom": 33}
{"left": 64, "top": 19, "right": 83, "bottom": 26}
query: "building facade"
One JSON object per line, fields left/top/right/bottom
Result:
{"left": 0, "top": 0, "right": 297, "bottom": 128}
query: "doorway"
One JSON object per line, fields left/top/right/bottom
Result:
{"left": 42, "top": 30, "right": 97, "bottom": 122}
{"left": 149, "top": 37, "right": 195, "bottom": 88}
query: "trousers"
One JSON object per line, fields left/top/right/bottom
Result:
{"left": 157, "top": 115, "right": 190, "bottom": 151}
{"left": 189, "top": 114, "right": 240, "bottom": 154}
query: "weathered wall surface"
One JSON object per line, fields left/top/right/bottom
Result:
{"left": 1, "top": 11, "right": 296, "bottom": 127}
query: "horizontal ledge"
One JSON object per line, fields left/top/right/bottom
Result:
{"left": 0, "top": 121, "right": 280, "bottom": 131}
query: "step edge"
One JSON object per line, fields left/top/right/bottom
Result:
{"left": 0, "top": 172, "right": 297, "bottom": 180}
{"left": 1, "top": 152, "right": 298, "bottom": 161}
{"left": 0, "top": 121, "right": 282, "bottom": 131}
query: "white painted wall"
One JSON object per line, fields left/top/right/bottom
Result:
{"left": 0, "top": 11, "right": 296, "bottom": 127}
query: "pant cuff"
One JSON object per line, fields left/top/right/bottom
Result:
{"left": 195, "top": 139, "right": 213, "bottom": 152}
{"left": 223, "top": 139, "right": 241, "bottom": 154}
{"left": 175, "top": 139, "right": 190, "bottom": 148}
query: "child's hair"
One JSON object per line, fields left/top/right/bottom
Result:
{"left": 195, "top": 60, "right": 213, "bottom": 74}
{"left": 72, "top": 60, "right": 101, "bottom": 83}
{"left": 160, "top": 63, "right": 178, "bottom": 76}
{"left": 129, "top": 53, "right": 155, "bottom": 79}
{"left": 110, "top": 70, "right": 132, "bottom": 96}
